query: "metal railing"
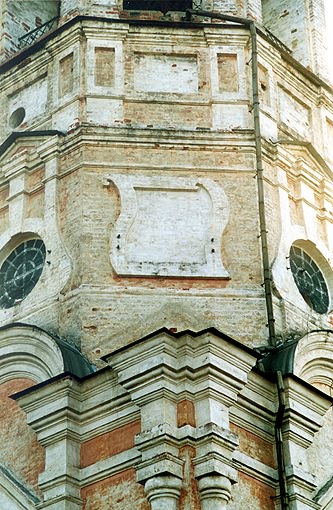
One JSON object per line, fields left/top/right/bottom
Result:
{"left": 18, "top": 16, "right": 59, "bottom": 50}
{"left": 260, "top": 26, "right": 291, "bottom": 55}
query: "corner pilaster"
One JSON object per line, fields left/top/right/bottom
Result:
{"left": 189, "top": 331, "right": 257, "bottom": 509}
{"left": 105, "top": 328, "right": 258, "bottom": 510}
{"left": 281, "top": 376, "right": 332, "bottom": 510}
{"left": 106, "top": 332, "right": 184, "bottom": 507}
{"left": 13, "top": 376, "right": 82, "bottom": 510}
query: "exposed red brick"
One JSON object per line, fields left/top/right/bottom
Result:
{"left": 80, "top": 420, "right": 141, "bottom": 468}
{"left": 0, "top": 379, "right": 45, "bottom": 495}
{"left": 27, "top": 167, "right": 45, "bottom": 189}
{"left": 112, "top": 274, "right": 231, "bottom": 290}
{"left": 179, "top": 446, "right": 201, "bottom": 510}
{"left": 81, "top": 469, "right": 150, "bottom": 510}
{"left": 238, "top": 472, "right": 276, "bottom": 509}
{"left": 177, "top": 400, "right": 196, "bottom": 427}
{"left": 230, "top": 423, "right": 276, "bottom": 468}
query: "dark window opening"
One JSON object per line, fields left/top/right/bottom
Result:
{"left": 123, "top": 0, "right": 192, "bottom": 13}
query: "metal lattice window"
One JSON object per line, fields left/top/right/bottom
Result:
{"left": 0, "top": 239, "right": 46, "bottom": 309}
{"left": 289, "top": 246, "right": 329, "bottom": 314}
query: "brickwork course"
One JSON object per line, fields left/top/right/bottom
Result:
{"left": 1, "top": 1, "right": 333, "bottom": 509}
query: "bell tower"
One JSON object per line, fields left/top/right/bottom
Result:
{"left": 1, "top": 2, "right": 333, "bottom": 510}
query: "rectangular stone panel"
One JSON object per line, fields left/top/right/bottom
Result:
{"left": 278, "top": 87, "right": 311, "bottom": 138}
{"left": 258, "top": 63, "right": 270, "bottom": 105}
{"left": 217, "top": 53, "right": 239, "bottom": 92}
{"left": 133, "top": 53, "right": 198, "bottom": 93}
{"left": 95, "top": 47, "right": 115, "bottom": 87}
{"left": 59, "top": 53, "right": 74, "bottom": 97}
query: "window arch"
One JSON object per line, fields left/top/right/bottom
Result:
{"left": 289, "top": 240, "right": 333, "bottom": 315}
{"left": 294, "top": 330, "right": 333, "bottom": 395}
{"left": 0, "top": 322, "right": 93, "bottom": 385}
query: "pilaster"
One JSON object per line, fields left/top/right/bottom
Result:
{"left": 3, "top": 150, "right": 30, "bottom": 235}
{"left": 105, "top": 328, "right": 258, "bottom": 510}
{"left": 190, "top": 332, "right": 256, "bottom": 508}
{"left": 13, "top": 375, "right": 83, "bottom": 510}
{"left": 281, "top": 376, "right": 332, "bottom": 510}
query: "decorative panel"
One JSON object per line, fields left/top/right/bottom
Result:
{"left": 217, "top": 53, "right": 239, "bottom": 92}
{"left": 258, "top": 63, "right": 270, "bottom": 105}
{"left": 59, "top": 52, "right": 74, "bottom": 97}
{"left": 104, "top": 174, "right": 229, "bottom": 278}
{"left": 278, "top": 87, "right": 311, "bottom": 138}
{"left": 95, "top": 47, "right": 115, "bottom": 87}
{"left": 133, "top": 53, "right": 198, "bottom": 93}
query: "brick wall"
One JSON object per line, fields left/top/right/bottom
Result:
{"left": 0, "top": 0, "right": 59, "bottom": 61}
{"left": 0, "top": 378, "right": 45, "bottom": 495}
{"left": 262, "top": 0, "right": 328, "bottom": 78}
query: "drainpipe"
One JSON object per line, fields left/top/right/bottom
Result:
{"left": 186, "top": 9, "right": 276, "bottom": 347}
{"left": 276, "top": 371, "right": 289, "bottom": 510}
{"left": 185, "top": 13, "right": 288, "bottom": 507}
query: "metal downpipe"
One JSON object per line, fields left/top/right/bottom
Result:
{"left": 276, "top": 371, "right": 289, "bottom": 510}
{"left": 186, "top": 9, "right": 277, "bottom": 347}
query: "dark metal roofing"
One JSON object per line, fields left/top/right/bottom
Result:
{"left": 0, "top": 130, "right": 65, "bottom": 158}
{"left": 101, "top": 326, "right": 260, "bottom": 361}
{"left": 0, "top": 322, "right": 94, "bottom": 378}
{"left": 256, "top": 339, "right": 299, "bottom": 375}
{"left": 54, "top": 335, "right": 94, "bottom": 378}
{"left": 257, "top": 329, "right": 333, "bottom": 376}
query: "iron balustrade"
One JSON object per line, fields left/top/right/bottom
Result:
{"left": 261, "top": 26, "right": 291, "bottom": 54}
{"left": 18, "top": 16, "right": 59, "bottom": 50}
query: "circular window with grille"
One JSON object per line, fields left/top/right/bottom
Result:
{"left": 289, "top": 245, "right": 329, "bottom": 314}
{"left": 9, "top": 107, "right": 26, "bottom": 129}
{"left": 0, "top": 238, "right": 46, "bottom": 309}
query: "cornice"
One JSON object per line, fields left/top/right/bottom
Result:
{"left": 233, "top": 450, "right": 277, "bottom": 487}
{"left": 1, "top": 14, "right": 332, "bottom": 97}
{"left": 80, "top": 447, "right": 141, "bottom": 486}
